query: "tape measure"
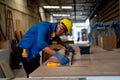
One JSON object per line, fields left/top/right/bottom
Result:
{"left": 46, "top": 62, "right": 60, "bottom": 67}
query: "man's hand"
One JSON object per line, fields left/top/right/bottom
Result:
{"left": 63, "top": 44, "right": 74, "bottom": 52}
{"left": 54, "top": 52, "right": 69, "bottom": 65}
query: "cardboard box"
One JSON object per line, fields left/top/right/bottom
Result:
{"left": 98, "top": 35, "right": 116, "bottom": 51}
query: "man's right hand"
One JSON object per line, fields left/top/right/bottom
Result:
{"left": 54, "top": 52, "right": 69, "bottom": 65}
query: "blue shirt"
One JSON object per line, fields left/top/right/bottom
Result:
{"left": 18, "top": 22, "right": 56, "bottom": 61}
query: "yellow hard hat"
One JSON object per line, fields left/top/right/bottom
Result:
{"left": 60, "top": 18, "right": 73, "bottom": 34}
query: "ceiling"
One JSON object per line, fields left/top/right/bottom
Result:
{"left": 37, "top": 0, "right": 100, "bottom": 23}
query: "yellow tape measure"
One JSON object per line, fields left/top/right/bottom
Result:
{"left": 46, "top": 62, "right": 59, "bottom": 67}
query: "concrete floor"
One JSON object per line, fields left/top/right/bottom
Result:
{"left": 13, "top": 66, "right": 26, "bottom": 78}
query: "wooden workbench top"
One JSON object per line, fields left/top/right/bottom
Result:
{"left": 29, "top": 45, "right": 120, "bottom": 78}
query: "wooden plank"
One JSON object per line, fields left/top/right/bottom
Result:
{"left": 0, "top": 41, "right": 8, "bottom": 49}
{"left": 42, "top": 44, "right": 64, "bottom": 63}
{"left": 68, "top": 52, "right": 73, "bottom": 65}
{"left": 97, "top": 35, "right": 116, "bottom": 51}
{"left": 0, "top": 26, "right": 6, "bottom": 41}
{"left": 43, "top": 48, "right": 73, "bottom": 66}
{"left": 0, "top": 65, "right": 5, "bottom": 78}
{"left": 102, "top": 35, "right": 116, "bottom": 51}
{"left": 14, "top": 78, "right": 80, "bottom": 80}
{"left": 42, "top": 44, "right": 73, "bottom": 63}
{"left": 0, "top": 60, "right": 14, "bottom": 78}
{"left": 119, "top": 0, "right": 120, "bottom": 20}
{"left": 101, "top": 7, "right": 119, "bottom": 21}
{"left": 102, "top": 12, "right": 119, "bottom": 22}
{"left": 101, "top": 0, "right": 117, "bottom": 14}
{"left": 29, "top": 46, "right": 120, "bottom": 77}
{"left": 99, "top": 0, "right": 119, "bottom": 21}
{"left": 100, "top": 1, "right": 118, "bottom": 17}
{"left": 0, "top": 41, "right": 14, "bottom": 78}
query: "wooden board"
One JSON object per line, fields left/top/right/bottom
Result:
{"left": 42, "top": 44, "right": 64, "bottom": 63}
{"left": 43, "top": 48, "right": 71, "bottom": 65}
{"left": 0, "top": 49, "right": 14, "bottom": 78}
{"left": 0, "top": 60, "right": 14, "bottom": 78}
{"left": 29, "top": 45, "right": 120, "bottom": 78}
{"left": 97, "top": 35, "right": 116, "bottom": 51}
{"left": 0, "top": 41, "right": 8, "bottom": 49}
{"left": 13, "top": 78, "right": 80, "bottom": 80}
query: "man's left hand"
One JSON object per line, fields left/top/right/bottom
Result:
{"left": 64, "top": 44, "right": 74, "bottom": 52}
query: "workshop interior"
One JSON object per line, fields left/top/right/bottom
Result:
{"left": 0, "top": 0, "right": 120, "bottom": 80}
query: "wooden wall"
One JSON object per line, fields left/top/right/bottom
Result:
{"left": 90, "top": 0, "right": 120, "bottom": 23}
{"left": 90, "top": 0, "right": 120, "bottom": 46}
{"left": 0, "top": 0, "right": 40, "bottom": 38}
{"left": 99, "top": 0, "right": 119, "bottom": 22}
{"left": 119, "top": 0, "right": 120, "bottom": 20}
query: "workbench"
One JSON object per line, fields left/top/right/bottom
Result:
{"left": 29, "top": 45, "right": 120, "bottom": 78}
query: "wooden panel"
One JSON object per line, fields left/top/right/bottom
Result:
{"left": 14, "top": 78, "right": 80, "bottom": 80}
{"left": 0, "top": 65, "right": 5, "bottom": 78}
{"left": 102, "top": 11, "right": 119, "bottom": 22}
{"left": 43, "top": 48, "right": 73, "bottom": 65}
{"left": 0, "top": 49, "right": 14, "bottom": 78}
{"left": 119, "top": 0, "right": 120, "bottom": 20}
{"left": 29, "top": 46, "right": 120, "bottom": 77}
{"left": 100, "top": 0, "right": 119, "bottom": 22}
{"left": 101, "top": 6, "right": 119, "bottom": 20}
{"left": 97, "top": 35, "right": 103, "bottom": 48}
{"left": 102, "top": 35, "right": 116, "bottom": 50}
{"left": 0, "top": 60, "right": 14, "bottom": 78}
{"left": 0, "top": 41, "right": 8, "bottom": 49}
{"left": 42, "top": 52, "right": 52, "bottom": 63}
{"left": 100, "top": 0, "right": 118, "bottom": 17}
{"left": 62, "top": 40, "right": 74, "bottom": 44}
{"left": 97, "top": 35, "right": 116, "bottom": 51}
{"left": 42, "top": 44, "right": 65, "bottom": 63}
{"left": 101, "top": 0, "right": 117, "bottom": 13}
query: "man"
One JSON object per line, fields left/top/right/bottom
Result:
{"left": 16, "top": 18, "right": 74, "bottom": 77}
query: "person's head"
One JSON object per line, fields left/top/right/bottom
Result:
{"left": 55, "top": 18, "right": 73, "bottom": 36}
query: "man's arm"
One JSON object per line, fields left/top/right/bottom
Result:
{"left": 43, "top": 46, "right": 69, "bottom": 65}
{"left": 43, "top": 47, "right": 55, "bottom": 55}
{"left": 58, "top": 40, "right": 74, "bottom": 53}
{"left": 51, "top": 36, "right": 74, "bottom": 52}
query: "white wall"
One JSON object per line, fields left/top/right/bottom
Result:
{"left": 72, "top": 18, "right": 90, "bottom": 44}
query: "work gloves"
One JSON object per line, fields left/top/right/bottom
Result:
{"left": 54, "top": 52, "right": 69, "bottom": 65}
{"left": 63, "top": 44, "right": 74, "bottom": 52}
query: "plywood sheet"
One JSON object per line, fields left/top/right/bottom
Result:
{"left": 0, "top": 41, "right": 8, "bottom": 49}
{"left": 42, "top": 47, "right": 66, "bottom": 63}
{"left": 14, "top": 78, "right": 80, "bottom": 80}
{"left": 30, "top": 46, "right": 120, "bottom": 77}
{"left": 30, "top": 65, "right": 120, "bottom": 77}
{"left": 43, "top": 48, "right": 68, "bottom": 65}
{"left": 0, "top": 60, "right": 14, "bottom": 78}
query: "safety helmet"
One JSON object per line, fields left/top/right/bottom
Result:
{"left": 60, "top": 18, "right": 73, "bottom": 34}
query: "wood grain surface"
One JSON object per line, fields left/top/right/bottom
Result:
{"left": 30, "top": 45, "right": 120, "bottom": 78}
